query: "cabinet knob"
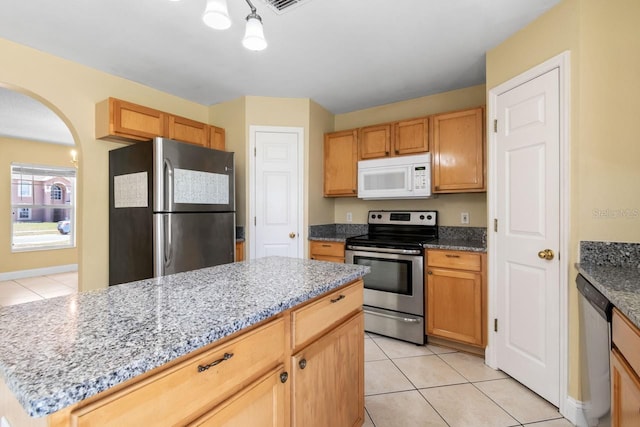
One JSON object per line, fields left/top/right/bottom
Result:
{"left": 427, "top": 271, "right": 432, "bottom": 275}
{"left": 385, "top": 151, "right": 389, "bottom": 155}
{"left": 280, "top": 372, "right": 289, "bottom": 383}
{"left": 395, "top": 149, "right": 399, "bottom": 154}
{"left": 299, "top": 358, "right": 307, "bottom": 369}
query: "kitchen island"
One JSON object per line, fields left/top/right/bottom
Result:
{"left": 0, "top": 257, "right": 369, "bottom": 426}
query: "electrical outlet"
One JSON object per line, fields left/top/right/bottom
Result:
{"left": 461, "top": 212, "right": 470, "bottom": 224}
{"left": 346, "top": 212, "right": 352, "bottom": 222}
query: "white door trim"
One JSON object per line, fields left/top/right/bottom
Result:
{"left": 248, "top": 125, "right": 305, "bottom": 260}
{"left": 487, "top": 51, "right": 571, "bottom": 419}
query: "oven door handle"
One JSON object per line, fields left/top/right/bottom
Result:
{"left": 364, "top": 309, "right": 422, "bottom": 324}
{"left": 346, "top": 245, "right": 422, "bottom": 255}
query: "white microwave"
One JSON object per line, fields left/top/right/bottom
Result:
{"left": 357, "top": 153, "right": 432, "bottom": 200}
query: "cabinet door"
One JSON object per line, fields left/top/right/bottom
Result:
{"left": 235, "top": 241, "right": 244, "bottom": 262}
{"left": 359, "top": 124, "right": 392, "bottom": 160}
{"left": 168, "top": 115, "right": 209, "bottom": 147}
{"left": 189, "top": 366, "right": 287, "bottom": 427}
{"left": 611, "top": 348, "right": 640, "bottom": 427}
{"left": 97, "top": 98, "right": 165, "bottom": 142}
{"left": 394, "top": 117, "right": 429, "bottom": 155}
{"left": 426, "top": 267, "right": 483, "bottom": 346}
{"left": 324, "top": 130, "right": 358, "bottom": 197}
{"left": 209, "top": 126, "right": 226, "bottom": 151}
{"left": 432, "top": 107, "right": 485, "bottom": 193}
{"left": 292, "top": 312, "right": 364, "bottom": 427}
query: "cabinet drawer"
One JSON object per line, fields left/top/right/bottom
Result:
{"left": 71, "top": 319, "right": 285, "bottom": 426}
{"left": 427, "top": 250, "right": 482, "bottom": 271}
{"left": 292, "top": 280, "right": 363, "bottom": 349}
{"left": 613, "top": 308, "right": 640, "bottom": 375}
{"left": 309, "top": 241, "right": 345, "bottom": 258}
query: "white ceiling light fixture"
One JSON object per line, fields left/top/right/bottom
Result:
{"left": 194, "top": 0, "right": 267, "bottom": 51}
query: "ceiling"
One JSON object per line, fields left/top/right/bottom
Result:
{"left": 0, "top": 0, "right": 560, "bottom": 144}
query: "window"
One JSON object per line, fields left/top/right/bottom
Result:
{"left": 51, "top": 184, "right": 63, "bottom": 201}
{"left": 11, "top": 164, "right": 76, "bottom": 252}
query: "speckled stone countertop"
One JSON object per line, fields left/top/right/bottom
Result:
{"left": 577, "top": 241, "right": 640, "bottom": 328}
{"left": 308, "top": 223, "right": 368, "bottom": 242}
{"left": 423, "top": 238, "right": 486, "bottom": 253}
{"left": 0, "top": 257, "right": 369, "bottom": 418}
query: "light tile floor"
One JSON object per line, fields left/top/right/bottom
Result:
{"left": 0, "top": 272, "right": 78, "bottom": 306}
{"left": 364, "top": 333, "right": 574, "bottom": 427}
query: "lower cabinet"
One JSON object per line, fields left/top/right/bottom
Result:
{"left": 309, "top": 240, "right": 345, "bottom": 263}
{"left": 426, "top": 250, "right": 486, "bottom": 347}
{"left": 291, "top": 312, "right": 364, "bottom": 427}
{"left": 611, "top": 308, "right": 640, "bottom": 427}
{"left": 235, "top": 241, "right": 244, "bottom": 262}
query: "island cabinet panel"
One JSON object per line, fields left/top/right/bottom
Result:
{"left": 611, "top": 308, "right": 640, "bottom": 427}
{"left": 426, "top": 250, "right": 486, "bottom": 347}
{"left": 291, "top": 280, "right": 363, "bottom": 349}
{"left": 69, "top": 318, "right": 285, "bottom": 426}
{"left": 167, "top": 114, "right": 209, "bottom": 147}
{"left": 189, "top": 366, "right": 287, "bottom": 427}
{"left": 96, "top": 97, "right": 166, "bottom": 142}
{"left": 235, "top": 241, "right": 244, "bottom": 262}
{"left": 309, "top": 240, "right": 345, "bottom": 263}
{"left": 359, "top": 124, "right": 392, "bottom": 160}
{"left": 432, "top": 107, "right": 485, "bottom": 193}
{"left": 324, "top": 129, "right": 358, "bottom": 197}
{"left": 394, "top": 117, "right": 429, "bottom": 155}
{"left": 291, "top": 312, "right": 364, "bottom": 427}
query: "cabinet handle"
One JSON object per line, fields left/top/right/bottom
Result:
{"left": 352, "top": 189, "right": 356, "bottom": 193}
{"left": 395, "top": 149, "right": 399, "bottom": 154}
{"left": 321, "top": 244, "right": 331, "bottom": 247}
{"left": 280, "top": 372, "right": 289, "bottom": 383}
{"left": 445, "top": 254, "right": 461, "bottom": 258}
{"left": 385, "top": 151, "right": 389, "bottom": 155}
{"left": 330, "top": 294, "right": 345, "bottom": 303}
{"left": 198, "top": 352, "right": 233, "bottom": 372}
{"left": 299, "top": 359, "right": 307, "bottom": 369}
{"left": 428, "top": 271, "right": 432, "bottom": 275}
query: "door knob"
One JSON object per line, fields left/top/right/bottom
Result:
{"left": 289, "top": 232, "right": 296, "bottom": 239}
{"left": 538, "top": 249, "right": 554, "bottom": 260}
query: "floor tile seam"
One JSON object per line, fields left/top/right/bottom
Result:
{"left": 434, "top": 352, "right": 484, "bottom": 383}
{"left": 468, "top": 380, "right": 534, "bottom": 426}
{"left": 363, "top": 407, "right": 376, "bottom": 427}
{"left": 387, "top": 355, "right": 424, "bottom": 391}
{"left": 364, "top": 388, "right": 418, "bottom": 398}
{"left": 412, "top": 387, "right": 453, "bottom": 427}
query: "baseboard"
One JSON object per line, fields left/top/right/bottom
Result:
{"left": 0, "top": 264, "right": 78, "bottom": 281}
{"left": 563, "top": 396, "right": 589, "bottom": 427}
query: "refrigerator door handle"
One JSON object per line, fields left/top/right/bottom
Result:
{"left": 163, "top": 158, "right": 174, "bottom": 211}
{"left": 164, "top": 214, "right": 173, "bottom": 270}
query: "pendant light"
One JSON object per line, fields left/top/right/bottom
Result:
{"left": 242, "top": 6, "right": 267, "bottom": 51}
{"left": 202, "top": 0, "right": 232, "bottom": 30}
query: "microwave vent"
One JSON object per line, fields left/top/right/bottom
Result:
{"left": 260, "top": 0, "right": 312, "bottom": 14}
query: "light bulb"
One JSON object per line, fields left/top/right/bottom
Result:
{"left": 242, "top": 15, "right": 267, "bottom": 51}
{"left": 203, "top": 0, "right": 231, "bottom": 30}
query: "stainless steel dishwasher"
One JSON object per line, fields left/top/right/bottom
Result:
{"left": 577, "top": 273, "right": 612, "bottom": 427}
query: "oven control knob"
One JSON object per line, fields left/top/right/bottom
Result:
{"left": 371, "top": 214, "right": 375, "bottom": 219}
{"left": 427, "top": 215, "right": 432, "bottom": 220}
{"left": 420, "top": 215, "right": 425, "bottom": 220}
{"left": 377, "top": 214, "right": 382, "bottom": 219}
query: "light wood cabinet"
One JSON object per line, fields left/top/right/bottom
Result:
{"left": 309, "top": 240, "right": 345, "bottom": 263}
{"left": 432, "top": 107, "right": 485, "bottom": 193}
{"left": 359, "top": 124, "right": 392, "bottom": 160}
{"left": 209, "top": 126, "right": 226, "bottom": 151}
{"left": 235, "top": 241, "right": 244, "bottom": 262}
{"left": 167, "top": 114, "right": 209, "bottom": 147}
{"left": 426, "top": 250, "right": 486, "bottom": 347}
{"left": 394, "top": 117, "right": 429, "bottom": 155}
{"left": 290, "top": 281, "right": 364, "bottom": 427}
{"left": 96, "top": 97, "right": 166, "bottom": 143}
{"left": 324, "top": 129, "right": 358, "bottom": 197}
{"left": 611, "top": 308, "right": 640, "bottom": 427}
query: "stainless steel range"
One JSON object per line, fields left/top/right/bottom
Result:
{"left": 345, "top": 210, "right": 437, "bottom": 344}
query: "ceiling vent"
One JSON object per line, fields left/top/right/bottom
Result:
{"left": 259, "top": 0, "right": 312, "bottom": 14}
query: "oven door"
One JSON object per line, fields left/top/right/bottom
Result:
{"left": 345, "top": 247, "right": 424, "bottom": 316}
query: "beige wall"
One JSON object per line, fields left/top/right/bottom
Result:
{"left": 308, "top": 100, "right": 336, "bottom": 226}
{"left": 0, "top": 137, "right": 78, "bottom": 272}
{"left": 0, "top": 38, "right": 212, "bottom": 290}
{"left": 333, "top": 84, "right": 487, "bottom": 226}
{"left": 487, "top": 0, "right": 640, "bottom": 401}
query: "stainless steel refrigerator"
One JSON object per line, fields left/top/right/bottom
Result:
{"left": 109, "top": 137, "right": 235, "bottom": 286}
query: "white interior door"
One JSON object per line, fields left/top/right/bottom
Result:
{"left": 495, "top": 68, "right": 560, "bottom": 405}
{"left": 251, "top": 126, "right": 303, "bottom": 259}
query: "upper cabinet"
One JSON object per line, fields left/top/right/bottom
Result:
{"left": 394, "top": 117, "right": 429, "bottom": 155}
{"left": 96, "top": 97, "right": 225, "bottom": 150}
{"left": 96, "top": 98, "right": 166, "bottom": 143}
{"left": 359, "top": 124, "right": 392, "bottom": 160}
{"left": 324, "top": 129, "right": 358, "bottom": 197}
{"left": 359, "top": 117, "right": 429, "bottom": 160}
{"left": 432, "top": 107, "right": 485, "bottom": 193}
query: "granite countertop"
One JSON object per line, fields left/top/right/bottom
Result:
{"left": 423, "top": 238, "right": 486, "bottom": 253}
{"left": 0, "top": 257, "right": 369, "bottom": 418}
{"left": 577, "top": 263, "right": 640, "bottom": 328}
